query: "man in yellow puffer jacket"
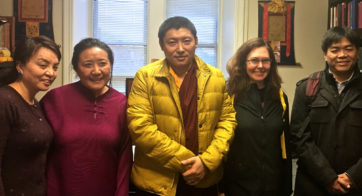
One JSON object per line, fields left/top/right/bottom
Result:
{"left": 127, "top": 16, "right": 236, "bottom": 196}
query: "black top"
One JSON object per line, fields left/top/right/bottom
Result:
{"left": 223, "top": 84, "right": 292, "bottom": 196}
{"left": 290, "top": 65, "right": 362, "bottom": 195}
{"left": 0, "top": 86, "right": 53, "bottom": 196}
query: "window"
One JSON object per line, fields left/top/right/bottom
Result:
{"left": 166, "top": 0, "right": 218, "bottom": 66}
{"left": 93, "top": 0, "right": 147, "bottom": 92}
{"left": 92, "top": 0, "right": 219, "bottom": 93}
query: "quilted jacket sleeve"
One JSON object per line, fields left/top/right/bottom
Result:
{"left": 127, "top": 70, "right": 195, "bottom": 173}
{"left": 198, "top": 71, "right": 236, "bottom": 172}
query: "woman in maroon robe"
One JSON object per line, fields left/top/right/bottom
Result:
{"left": 41, "top": 38, "right": 132, "bottom": 196}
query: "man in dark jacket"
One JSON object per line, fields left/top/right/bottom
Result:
{"left": 291, "top": 27, "right": 362, "bottom": 196}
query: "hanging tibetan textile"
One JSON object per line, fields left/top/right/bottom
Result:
{"left": 258, "top": 0, "right": 296, "bottom": 65}
{"left": 14, "top": 0, "right": 54, "bottom": 41}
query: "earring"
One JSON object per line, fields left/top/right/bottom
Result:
{"left": 18, "top": 71, "right": 23, "bottom": 76}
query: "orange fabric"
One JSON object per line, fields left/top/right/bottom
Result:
{"left": 169, "top": 66, "right": 182, "bottom": 92}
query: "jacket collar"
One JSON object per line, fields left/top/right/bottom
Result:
{"left": 152, "top": 56, "right": 212, "bottom": 122}
{"left": 235, "top": 84, "right": 266, "bottom": 117}
{"left": 321, "top": 63, "right": 362, "bottom": 112}
{"left": 154, "top": 55, "right": 211, "bottom": 78}
{"left": 323, "top": 62, "right": 361, "bottom": 87}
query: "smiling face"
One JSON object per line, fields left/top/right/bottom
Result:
{"left": 17, "top": 47, "right": 59, "bottom": 93}
{"left": 246, "top": 46, "right": 271, "bottom": 89}
{"left": 76, "top": 47, "right": 111, "bottom": 97}
{"left": 324, "top": 37, "right": 359, "bottom": 80}
{"left": 160, "top": 27, "right": 198, "bottom": 73}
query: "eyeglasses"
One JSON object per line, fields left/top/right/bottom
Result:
{"left": 246, "top": 58, "right": 271, "bottom": 66}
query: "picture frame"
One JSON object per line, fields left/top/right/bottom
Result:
{"left": 258, "top": 0, "right": 298, "bottom": 65}
{"left": 17, "top": 0, "right": 48, "bottom": 23}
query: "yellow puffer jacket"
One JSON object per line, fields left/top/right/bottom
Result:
{"left": 127, "top": 56, "right": 236, "bottom": 196}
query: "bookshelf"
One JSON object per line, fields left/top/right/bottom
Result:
{"left": 328, "top": 0, "right": 361, "bottom": 69}
{"left": 328, "top": 0, "right": 361, "bottom": 31}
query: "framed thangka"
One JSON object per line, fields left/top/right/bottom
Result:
{"left": 14, "top": 0, "right": 54, "bottom": 41}
{"left": 258, "top": 0, "right": 297, "bottom": 65}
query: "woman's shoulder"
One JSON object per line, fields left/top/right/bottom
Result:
{"left": 50, "top": 82, "right": 77, "bottom": 93}
{"left": 279, "top": 89, "right": 289, "bottom": 106}
{"left": 108, "top": 87, "right": 127, "bottom": 103}
{"left": 0, "top": 86, "right": 24, "bottom": 119}
{"left": 40, "top": 83, "right": 81, "bottom": 107}
{"left": 0, "top": 85, "right": 11, "bottom": 96}
{"left": 43, "top": 83, "right": 78, "bottom": 98}
{"left": 0, "top": 86, "right": 20, "bottom": 102}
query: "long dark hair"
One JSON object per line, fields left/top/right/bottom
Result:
{"left": 227, "top": 37, "right": 282, "bottom": 100}
{"left": 0, "top": 36, "right": 61, "bottom": 86}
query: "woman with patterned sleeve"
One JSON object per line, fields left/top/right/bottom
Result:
{"left": 40, "top": 38, "right": 132, "bottom": 196}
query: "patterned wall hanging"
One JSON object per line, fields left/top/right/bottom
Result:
{"left": 14, "top": 0, "right": 54, "bottom": 41}
{"left": 258, "top": 0, "right": 297, "bottom": 65}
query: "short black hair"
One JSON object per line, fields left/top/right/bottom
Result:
{"left": 14, "top": 35, "right": 61, "bottom": 65}
{"left": 321, "top": 27, "right": 360, "bottom": 53}
{"left": 158, "top": 16, "right": 197, "bottom": 46}
{"left": 71, "top": 38, "right": 114, "bottom": 71}
{"left": 1, "top": 36, "right": 61, "bottom": 86}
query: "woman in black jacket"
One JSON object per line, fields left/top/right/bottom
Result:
{"left": 221, "top": 38, "right": 292, "bottom": 196}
